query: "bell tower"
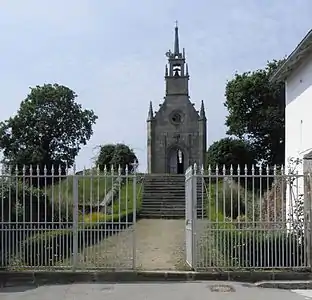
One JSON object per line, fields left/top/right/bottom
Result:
{"left": 147, "top": 22, "right": 207, "bottom": 174}
{"left": 165, "top": 22, "right": 189, "bottom": 96}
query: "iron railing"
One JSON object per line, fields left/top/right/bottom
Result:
{"left": 186, "top": 164, "right": 311, "bottom": 271}
{"left": 0, "top": 164, "right": 142, "bottom": 271}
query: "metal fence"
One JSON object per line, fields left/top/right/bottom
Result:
{"left": 185, "top": 164, "right": 311, "bottom": 271}
{"left": 0, "top": 164, "right": 141, "bottom": 271}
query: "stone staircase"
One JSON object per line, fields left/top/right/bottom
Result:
{"left": 139, "top": 174, "right": 206, "bottom": 219}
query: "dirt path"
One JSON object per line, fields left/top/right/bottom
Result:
{"left": 75, "top": 219, "right": 186, "bottom": 270}
{"left": 134, "top": 219, "right": 186, "bottom": 270}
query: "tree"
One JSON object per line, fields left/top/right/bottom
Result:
{"left": 0, "top": 84, "right": 98, "bottom": 177}
{"left": 96, "top": 143, "right": 138, "bottom": 173}
{"left": 206, "top": 137, "right": 256, "bottom": 173}
{"left": 224, "top": 60, "right": 285, "bottom": 166}
{"left": 207, "top": 137, "right": 273, "bottom": 192}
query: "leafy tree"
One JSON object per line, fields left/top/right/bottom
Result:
{"left": 96, "top": 143, "right": 138, "bottom": 173}
{"left": 0, "top": 84, "right": 98, "bottom": 180}
{"left": 206, "top": 137, "right": 256, "bottom": 173}
{"left": 206, "top": 137, "right": 274, "bottom": 191}
{"left": 224, "top": 60, "right": 285, "bottom": 166}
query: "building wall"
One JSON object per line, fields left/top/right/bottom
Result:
{"left": 285, "top": 52, "right": 312, "bottom": 225}
{"left": 151, "top": 94, "right": 203, "bottom": 173}
{"left": 285, "top": 52, "right": 312, "bottom": 172}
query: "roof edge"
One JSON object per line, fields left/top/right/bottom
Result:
{"left": 270, "top": 29, "right": 312, "bottom": 82}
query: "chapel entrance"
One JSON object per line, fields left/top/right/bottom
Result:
{"left": 168, "top": 148, "right": 185, "bottom": 174}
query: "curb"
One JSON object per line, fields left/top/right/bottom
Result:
{"left": 0, "top": 270, "right": 312, "bottom": 287}
{"left": 255, "top": 280, "right": 312, "bottom": 289}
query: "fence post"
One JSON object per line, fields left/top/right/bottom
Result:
{"left": 303, "top": 156, "right": 312, "bottom": 269}
{"left": 72, "top": 168, "right": 79, "bottom": 271}
{"left": 192, "top": 163, "right": 198, "bottom": 269}
{"left": 132, "top": 161, "right": 138, "bottom": 269}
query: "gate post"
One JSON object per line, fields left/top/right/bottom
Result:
{"left": 72, "top": 166, "right": 79, "bottom": 271}
{"left": 192, "top": 163, "right": 198, "bottom": 268}
{"left": 303, "top": 155, "right": 312, "bottom": 269}
{"left": 131, "top": 161, "right": 138, "bottom": 269}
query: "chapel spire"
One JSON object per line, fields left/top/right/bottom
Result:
{"left": 174, "top": 20, "right": 180, "bottom": 55}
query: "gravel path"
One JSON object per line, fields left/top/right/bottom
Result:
{"left": 74, "top": 219, "right": 186, "bottom": 270}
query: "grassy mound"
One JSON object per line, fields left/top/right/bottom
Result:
{"left": 6, "top": 172, "right": 144, "bottom": 270}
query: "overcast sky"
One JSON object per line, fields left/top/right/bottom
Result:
{"left": 0, "top": 0, "right": 311, "bottom": 172}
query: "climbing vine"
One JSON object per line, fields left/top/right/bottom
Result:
{"left": 287, "top": 157, "right": 304, "bottom": 235}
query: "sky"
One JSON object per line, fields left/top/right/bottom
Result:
{"left": 0, "top": 0, "right": 311, "bottom": 172}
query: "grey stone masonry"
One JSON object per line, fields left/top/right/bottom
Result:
{"left": 139, "top": 174, "right": 206, "bottom": 219}
{"left": 147, "top": 24, "right": 207, "bottom": 174}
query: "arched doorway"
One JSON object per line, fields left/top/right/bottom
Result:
{"left": 168, "top": 148, "right": 185, "bottom": 174}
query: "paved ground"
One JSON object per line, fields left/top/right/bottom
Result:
{"left": 0, "top": 282, "right": 309, "bottom": 300}
{"left": 74, "top": 219, "right": 186, "bottom": 270}
{"left": 292, "top": 290, "right": 312, "bottom": 299}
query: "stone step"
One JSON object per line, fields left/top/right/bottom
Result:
{"left": 143, "top": 191, "right": 185, "bottom": 194}
{"left": 141, "top": 200, "right": 206, "bottom": 206}
{"left": 143, "top": 187, "right": 205, "bottom": 191}
{"left": 141, "top": 208, "right": 205, "bottom": 211}
{"left": 141, "top": 204, "right": 186, "bottom": 207}
{"left": 140, "top": 208, "right": 205, "bottom": 213}
{"left": 140, "top": 201, "right": 205, "bottom": 206}
{"left": 143, "top": 187, "right": 185, "bottom": 191}
{"left": 140, "top": 174, "right": 207, "bottom": 219}
{"left": 140, "top": 209, "right": 185, "bottom": 214}
{"left": 139, "top": 211, "right": 205, "bottom": 218}
{"left": 142, "top": 196, "right": 204, "bottom": 201}
{"left": 144, "top": 179, "right": 204, "bottom": 183}
{"left": 140, "top": 209, "right": 205, "bottom": 213}
{"left": 143, "top": 185, "right": 185, "bottom": 189}
{"left": 141, "top": 199, "right": 185, "bottom": 203}
{"left": 143, "top": 185, "right": 204, "bottom": 189}
{"left": 143, "top": 189, "right": 205, "bottom": 193}
{"left": 142, "top": 192, "right": 205, "bottom": 197}
{"left": 144, "top": 178, "right": 206, "bottom": 182}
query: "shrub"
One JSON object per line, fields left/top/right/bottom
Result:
{"left": 202, "top": 180, "right": 305, "bottom": 270}
{"left": 9, "top": 180, "right": 143, "bottom": 268}
{"left": 207, "top": 181, "right": 260, "bottom": 221}
{"left": 14, "top": 211, "right": 134, "bottom": 267}
{"left": 0, "top": 178, "right": 70, "bottom": 268}
{"left": 215, "top": 229, "right": 304, "bottom": 268}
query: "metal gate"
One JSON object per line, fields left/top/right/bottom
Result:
{"left": 185, "top": 165, "right": 196, "bottom": 268}
{"left": 185, "top": 162, "right": 311, "bottom": 271}
{"left": 0, "top": 163, "right": 139, "bottom": 271}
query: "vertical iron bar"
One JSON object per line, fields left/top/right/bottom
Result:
{"left": 132, "top": 162, "right": 137, "bottom": 269}
{"left": 72, "top": 167, "right": 79, "bottom": 271}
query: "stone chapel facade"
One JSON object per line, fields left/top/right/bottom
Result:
{"left": 147, "top": 24, "right": 207, "bottom": 174}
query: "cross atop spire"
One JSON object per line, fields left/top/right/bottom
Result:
{"left": 174, "top": 21, "right": 180, "bottom": 55}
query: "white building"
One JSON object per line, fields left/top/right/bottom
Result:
{"left": 271, "top": 29, "right": 312, "bottom": 224}
{"left": 272, "top": 29, "right": 312, "bottom": 171}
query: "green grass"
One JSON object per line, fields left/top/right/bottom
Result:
{"left": 205, "top": 180, "right": 260, "bottom": 223}
{"left": 7, "top": 176, "right": 144, "bottom": 269}
{"left": 28, "top": 176, "right": 143, "bottom": 238}
{"left": 45, "top": 169, "right": 115, "bottom": 206}
{"left": 81, "top": 178, "right": 143, "bottom": 223}
{"left": 199, "top": 180, "right": 286, "bottom": 270}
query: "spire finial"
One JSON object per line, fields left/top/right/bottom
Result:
{"left": 174, "top": 21, "right": 180, "bottom": 55}
{"left": 199, "top": 100, "right": 206, "bottom": 120}
{"left": 147, "top": 101, "right": 154, "bottom": 121}
{"left": 175, "top": 20, "right": 178, "bottom": 28}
